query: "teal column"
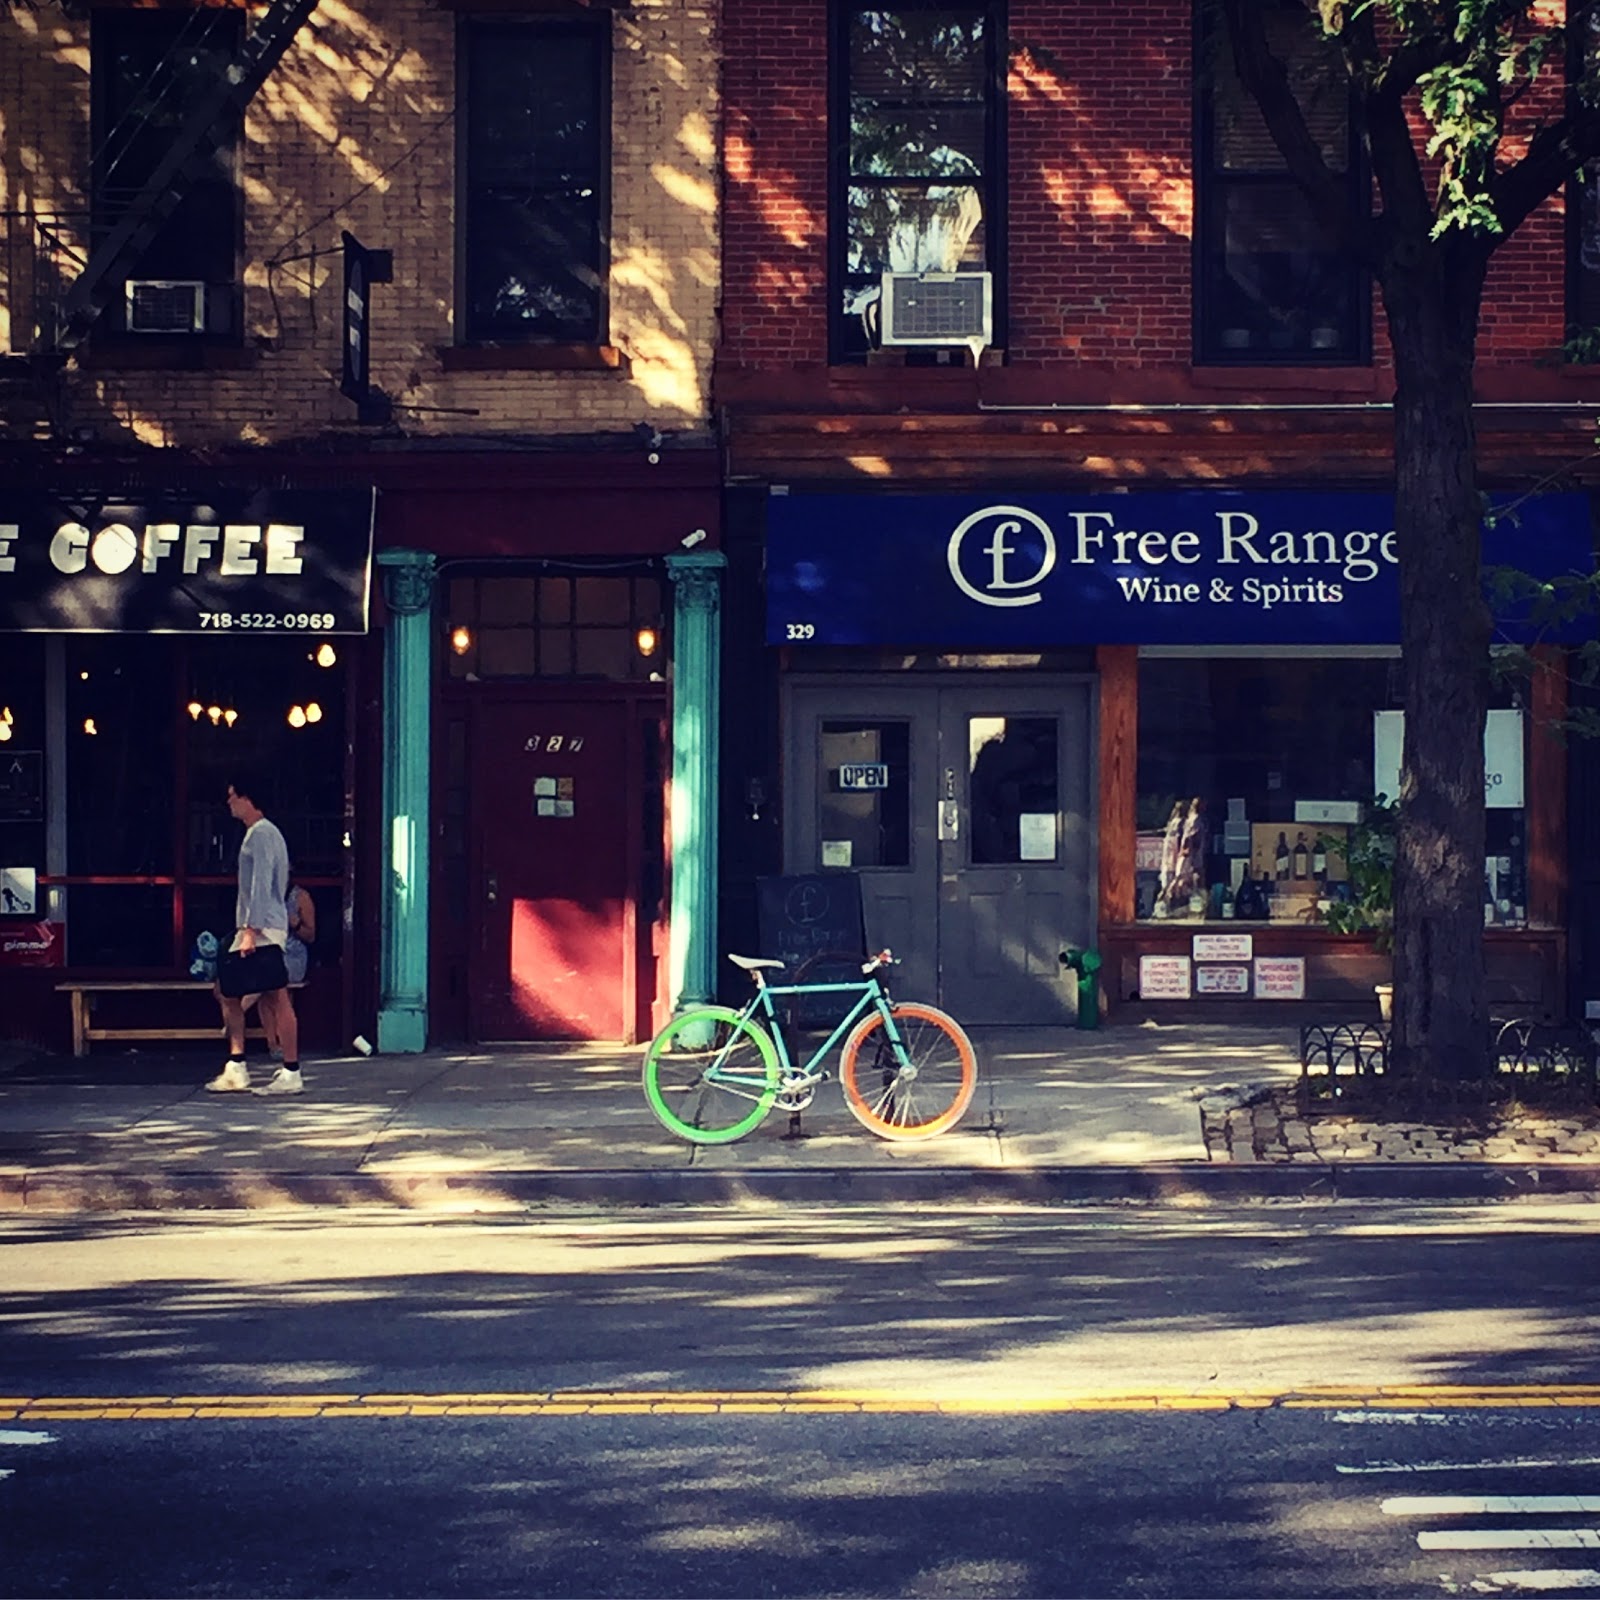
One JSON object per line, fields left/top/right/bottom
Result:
{"left": 665, "top": 550, "right": 726, "bottom": 1013}
{"left": 376, "top": 548, "right": 436, "bottom": 1054}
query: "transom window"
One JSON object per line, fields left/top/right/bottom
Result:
{"left": 461, "top": 17, "right": 609, "bottom": 344}
{"left": 833, "top": 2, "right": 1002, "bottom": 363}
{"left": 1195, "top": 2, "right": 1367, "bottom": 365}
{"left": 446, "top": 573, "right": 664, "bottom": 682}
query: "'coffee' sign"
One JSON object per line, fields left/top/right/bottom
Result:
{"left": 0, "top": 488, "right": 376, "bottom": 634}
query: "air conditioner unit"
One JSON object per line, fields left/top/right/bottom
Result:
{"left": 125, "top": 279, "right": 207, "bottom": 334}
{"left": 879, "top": 270, "right": 993, "bottom": 361}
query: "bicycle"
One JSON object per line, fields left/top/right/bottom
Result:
{"left": 642, "top": 949, "right": 977, "bottom": 1145}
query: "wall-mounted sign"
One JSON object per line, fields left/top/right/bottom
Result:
{"left": 1193, "top": 932, "right": 1254, "bottom": 962}
{"left": 838, "top": 762, "right": 889, "bottom": 790}
{"left": 1139, "top": 954, "right": 1192, "bottom": 999}
{"left": 1196, "top": 963, "right": 1251, "bottom": 995}
{"left": 766, "top": 491, "right": 1593, "bottom": 648}
{"left": 1, "top": 866, "right": 37, "bottom": 916}
{"left": 0, "top": 919, "right": 62, "bottom": 967}
{"left": 1253, "top": 956, "right": 1307, "bottom": 999}
{"left": 1374, "top": 709, "right": 1524, "bottom": 809}
{"left": 0, "top": 488, "right": 376, "bottom": 634}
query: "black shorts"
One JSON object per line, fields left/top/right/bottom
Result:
{"left": 217, "top": 944, "right": 289, "bottom": 998}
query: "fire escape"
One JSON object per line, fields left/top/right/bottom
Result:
{"left": 0, "top": 0, "right": 319, "bottom": 442}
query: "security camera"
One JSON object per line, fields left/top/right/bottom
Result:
{"left": 681, "top": 529, "right": 707, "bottom": 549}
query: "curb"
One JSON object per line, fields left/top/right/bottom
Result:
{"left": 5, "top": 1162, "right": 1600, "bottom": 1211}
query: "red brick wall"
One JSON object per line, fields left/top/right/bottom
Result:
{"left": 720, "top": 0, "right": 1572, "bottom": 380}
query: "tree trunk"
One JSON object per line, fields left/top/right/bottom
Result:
{"left": 1380, "top": 242, "right": 1492, "bottom": 1082}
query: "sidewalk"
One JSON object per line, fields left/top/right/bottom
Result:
{"left": 1, "top": 1023, "right": 1597, "bottom": 1211}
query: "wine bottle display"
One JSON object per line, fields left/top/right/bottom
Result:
{"left": 1292, "top": 833, "right": 1309, "bottom": 880}
{"left": 1274, "top": 831, "right": 1290, "bottom": 879}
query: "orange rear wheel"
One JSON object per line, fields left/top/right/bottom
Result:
{"left": 839, "top": 1002, "right": 976, "bottom": 1140}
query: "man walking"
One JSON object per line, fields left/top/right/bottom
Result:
{"left": 207, "top": 775, "right": 303, "bottom": 1096}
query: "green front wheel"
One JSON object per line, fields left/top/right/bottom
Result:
{"left": 642, "top": 1007, "right": 781, "bottom": 1144}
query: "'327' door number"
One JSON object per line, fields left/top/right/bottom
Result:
{"left": 524, "top": 734, "right": 585, "bottom": 753}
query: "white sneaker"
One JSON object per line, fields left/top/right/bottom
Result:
{"left": 206, "top": 1061, "right": 251, "bottom": 1093}
{"left": 254, "top": 1067, "right": 304, "bottom": 1097}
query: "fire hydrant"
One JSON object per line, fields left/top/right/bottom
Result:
{"left": 1059, "top": 946, "right": 1103, "bottom": 1030}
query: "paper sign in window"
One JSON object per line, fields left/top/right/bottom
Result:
{"left": 1019, "top": 813, "right": 1056, "bottom": 861}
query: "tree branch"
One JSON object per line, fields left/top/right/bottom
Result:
{"left": 1493, "top": 100, "right": 1600, "bottom": 239}
{"left": 1221, "top": 0, "right": 1375, "bottom": 260}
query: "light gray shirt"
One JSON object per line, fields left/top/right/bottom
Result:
{"left": 234, "top": 816, "right": 290, "bottom": 948}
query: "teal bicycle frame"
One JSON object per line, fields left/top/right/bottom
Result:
{"left": 714, "top": 966, "right": 905, "bottom": 1102}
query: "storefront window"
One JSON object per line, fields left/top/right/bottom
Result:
{"left": 0, "top": 634, "right": 352, "bottom": 970}
{"left": 1134, "top": 654, "right": 1528, "bottom": 926}
{"left": 61, "top": 636, "right": 179, "bottom": 966}
{"left": 819, "top": 721, "right": 910, "bottom": 869}
{"left": 0, "top": 638, "right": 47, "bottom": 893}
{"left": 969, "top": 714, "right": 1057, "bottom": 865}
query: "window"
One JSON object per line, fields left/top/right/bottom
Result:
{"left": 445, "top": 572, "right": 664, "bottom": 682}
{"left": 1134, "top": 655, "right": 1527, "bottom": 925}
{"left": 461, "top": 17, "right": 609, "bottom": 345}
{"left": 833, "top": 2, "right": 1002, "bottom": 363}
{"left": 1195, "top": 2, "right": 1367, "bottom": 364}
{"left": 91, "top": 8, "right": 242, "bottom": 338}
{"left": 1569, "top": 10, "right": 1600, "bottom": 356}
{"left": 819, "top": 721, "right": 911, "bottom": 868}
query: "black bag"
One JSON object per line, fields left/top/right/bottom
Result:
{"left": 217, "top": 943, "right": 289, "bottom": 999}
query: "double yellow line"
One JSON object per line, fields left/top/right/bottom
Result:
{"left": 4, "top": 1385, "right": 1600, "bottom": 1420}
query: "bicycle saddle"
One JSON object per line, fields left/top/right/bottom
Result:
{"left": 728, "top": 954, "right": 786, "bottom": 971}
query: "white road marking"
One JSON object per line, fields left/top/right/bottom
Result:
{"left": 1387, "top": 1498, "right": 1600, "bottom": 1517}
{"left": 1334, "top": 1411, "right": 1453, "bottom": 1425}
{"left": 1479, "top": 1571, "right": 1600, "bottom": 1591}
{"left": 0, "top": 1430, "right": 54, "bottom": 1446}
{"left": 1340, "top": 1458, "right": 1600, "bottom": 1476}
{"left": 1419, "top": 1531, "right": 1600, "bottom": 1552}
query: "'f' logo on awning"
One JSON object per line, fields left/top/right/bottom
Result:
{"left": 947, "top": 505, "right": 1056, "bottom": 607}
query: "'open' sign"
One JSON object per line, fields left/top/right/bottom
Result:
{"left": 839, "top": 763, "right": 890, "bottom": 791}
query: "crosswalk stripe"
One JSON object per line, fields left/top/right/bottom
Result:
{"left": 1481, "top": 1569, "right": 1600, "bottom": 1590}
{"left": 1384, "top": 1497, "right": 1600, "bottom": 1516}
{"left": 1417, "top": 1530, "right": 1600, "bottom": 1551}
{"left": 1339, "top": 1457, "right": 1600, "bottom": 1476}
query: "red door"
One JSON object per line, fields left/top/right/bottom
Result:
{"left": 468, "top": 692, "right": 661, "bottom": 1042}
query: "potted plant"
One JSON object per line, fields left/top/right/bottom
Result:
{"left": 1318, "top": 798, "right": 1398, "bottom": 1018}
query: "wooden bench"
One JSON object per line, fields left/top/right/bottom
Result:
{"left": 56, "top": 979, "right": 305, "bottom": 1058}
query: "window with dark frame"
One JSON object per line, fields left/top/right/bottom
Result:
{"left": 91, "top": 8, "right": 242, "bottom": 339}
{"left": 461, "top": 15, "right": 609, "bottom": 346}
{"left": 1195, "top": 2, "right": 1367, "bottom": 365}
{"left": 1568, "top": 8, "right": 1600, "bottom": 358}
{"left": 832, "top": 1, "right": 1002, "bottom": 364}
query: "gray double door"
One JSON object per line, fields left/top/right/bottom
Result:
{"left": 783, "top": 677, "right": 1095, "bottom": 1025}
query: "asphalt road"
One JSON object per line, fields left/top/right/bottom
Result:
{"left": 3, "top": 1201, "right": 1600, "bottom": 1597}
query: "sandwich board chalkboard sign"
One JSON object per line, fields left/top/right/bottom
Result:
{"left": 755, "top": 873, "right": 867, "bottom": 1024}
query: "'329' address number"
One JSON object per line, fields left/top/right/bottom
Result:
{"left": 785, "top": 622, "right": 816, "bottom": 640}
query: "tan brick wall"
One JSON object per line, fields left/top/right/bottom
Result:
{"left": 0, "top": 0, "right": 720, "bottom": 447}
